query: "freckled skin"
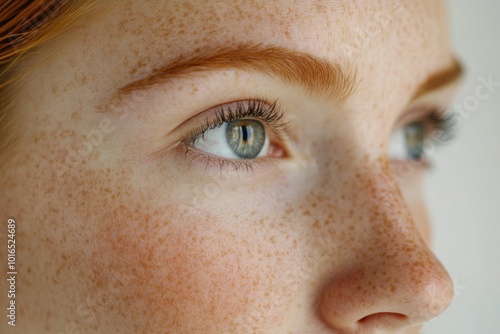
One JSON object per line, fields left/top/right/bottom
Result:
{"left": 0, "top": 0, "right": 457, "bottom": 333}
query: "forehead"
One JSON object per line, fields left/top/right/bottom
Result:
{"left": 49, "top": 0, "right": 453, "bottom": 109}
{"left": 100, "top": 0, "right": 450, "bottom": 55}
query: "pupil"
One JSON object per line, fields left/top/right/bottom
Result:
{"left": 241, "top": 125, "right": 249, "bottom": 142}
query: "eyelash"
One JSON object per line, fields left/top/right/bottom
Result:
{"left": 178, "top": 101, "right": 456, "bottom": 173}
{"left": 179, "top": 99, "right": 289, "bottom": 172}
{"left": 390, "top": 108, "right": 456, "bottom": 168}
{"left": 423, "top": 109, "right": 456, "bottom": 143}
{"left": 415, "top": 108, "right": 457, "bottom": 149}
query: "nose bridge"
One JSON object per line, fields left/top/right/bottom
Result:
{"left": 362, "top": 168, "right": 426, "bottom": 250}
{"left": 341, "top": 160, "right": 423, "bottom": 248}
{"left": 309, "top": 157, "right": 427, "bottom": 259}
{"left": 347, "top": 162, "right": 439, "bottom": 264}
{"left": 315, "top": 161, "right": 454, "bottom": 331}
{"left": 338, "top": 163, "right": 435, "bottom": 275}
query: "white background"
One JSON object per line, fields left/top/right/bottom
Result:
{"left": 426, "top": 1, "right": 500, "bottom": 333}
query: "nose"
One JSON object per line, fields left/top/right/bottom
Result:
{"left": 317, "top": 169, "right": 454, "bottom": 333}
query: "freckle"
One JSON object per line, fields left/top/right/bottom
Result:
{"left": 312, "top": 220, "right": 320, "bottom": 229}
{"left": 51, "top": 84, "right": 59, "bottom": 94}
{"left": 70, "top": 111, "right": 81, "bottom": 121}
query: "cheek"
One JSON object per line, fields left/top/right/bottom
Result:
{"left": 7, "top": 113, "right": 304, "bottom": 333}
{"left": 60, "top": 167, "right": 302, "bottom": 333}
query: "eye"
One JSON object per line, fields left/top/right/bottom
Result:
{"left": 184, "top": 100, "right": 288, "bottom": 165}
{"left": 388, "top": 109, "right": 456, "bottom": 162}
{"left": 388, "top": 121, "right": 426, "bottom": 161}
{"left": 193, "top": 119, "right": 270, "bottom": 159}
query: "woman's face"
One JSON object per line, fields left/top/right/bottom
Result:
{"left": 3, "top": 0, "right": 463, "bottom": 333}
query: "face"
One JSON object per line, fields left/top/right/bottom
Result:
{"left": 1, "top": 0, "right": 462, "bottom": 333}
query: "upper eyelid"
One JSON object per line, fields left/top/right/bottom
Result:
{"left": 180, "top": 99, "right": 289, "bottom": 143}
{"left": 393, "top": 109, "right": 457, "bottom": 145}
{"left": 146, "top": 98, "right": 291, "bottom": 160}
{"left": 169, "top": 101, "right": 291, "bottom": 173}
{"left": 392, "top": 104, "right": 448, "bottom": 131}
{"left": 385, "top": 105, "right": 453, "bottom": 150}
{"left": 395, "top": 77, "right": 463, "bottom": 127}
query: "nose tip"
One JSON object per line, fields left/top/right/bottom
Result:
{"left": 318, "top": 247, "right": 455, "bottom": 333}
{"left": 406, "top": 261, "right": 455, "bottom": 322}
{"left": 311, "top": 163, "right": 455, "bottom": 332}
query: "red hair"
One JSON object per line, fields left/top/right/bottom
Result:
{"left": 0, "top": 0, "right": 99, "bottom": 178}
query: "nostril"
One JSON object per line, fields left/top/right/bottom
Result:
{"left": 358, "top": 312, "right": 409, "bottom": 328}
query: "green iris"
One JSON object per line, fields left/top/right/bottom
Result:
{"left": 404, "top": 122, "right": 426, "bottom": 160}
{"left": 226, "top": 120, "right": 266, "bottom": 159}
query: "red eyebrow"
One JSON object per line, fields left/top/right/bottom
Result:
{"left": 116, "top": 44, "right": 358, "bottom": 102}
{"left": 412, "top": 59, "right": 464, "bottom": 100}
{"left": 114, "top": 45, "right": 462, "bottom": 105}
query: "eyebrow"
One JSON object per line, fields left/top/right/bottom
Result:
{"left": 116, "top": 44, "right": 358, "bottom": 102}
{"left": 115, "top": 45, "right": 463, "bottom": 104}
{"left": 411, "top": 59, "right": 464, "bottom": 99}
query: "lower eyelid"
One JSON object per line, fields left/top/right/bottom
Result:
{"left": 175, "top": 143, "right": 280, "bottom": 174}
{"left": 389, "top": 158, "right": 431, "bottom": 175}
{"left": 186, "top": 133, "right": 286, "bottom": 161}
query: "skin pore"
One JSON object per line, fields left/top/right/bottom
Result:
{"left": 0, "top": 0, "right": 462, "bottom": 333}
